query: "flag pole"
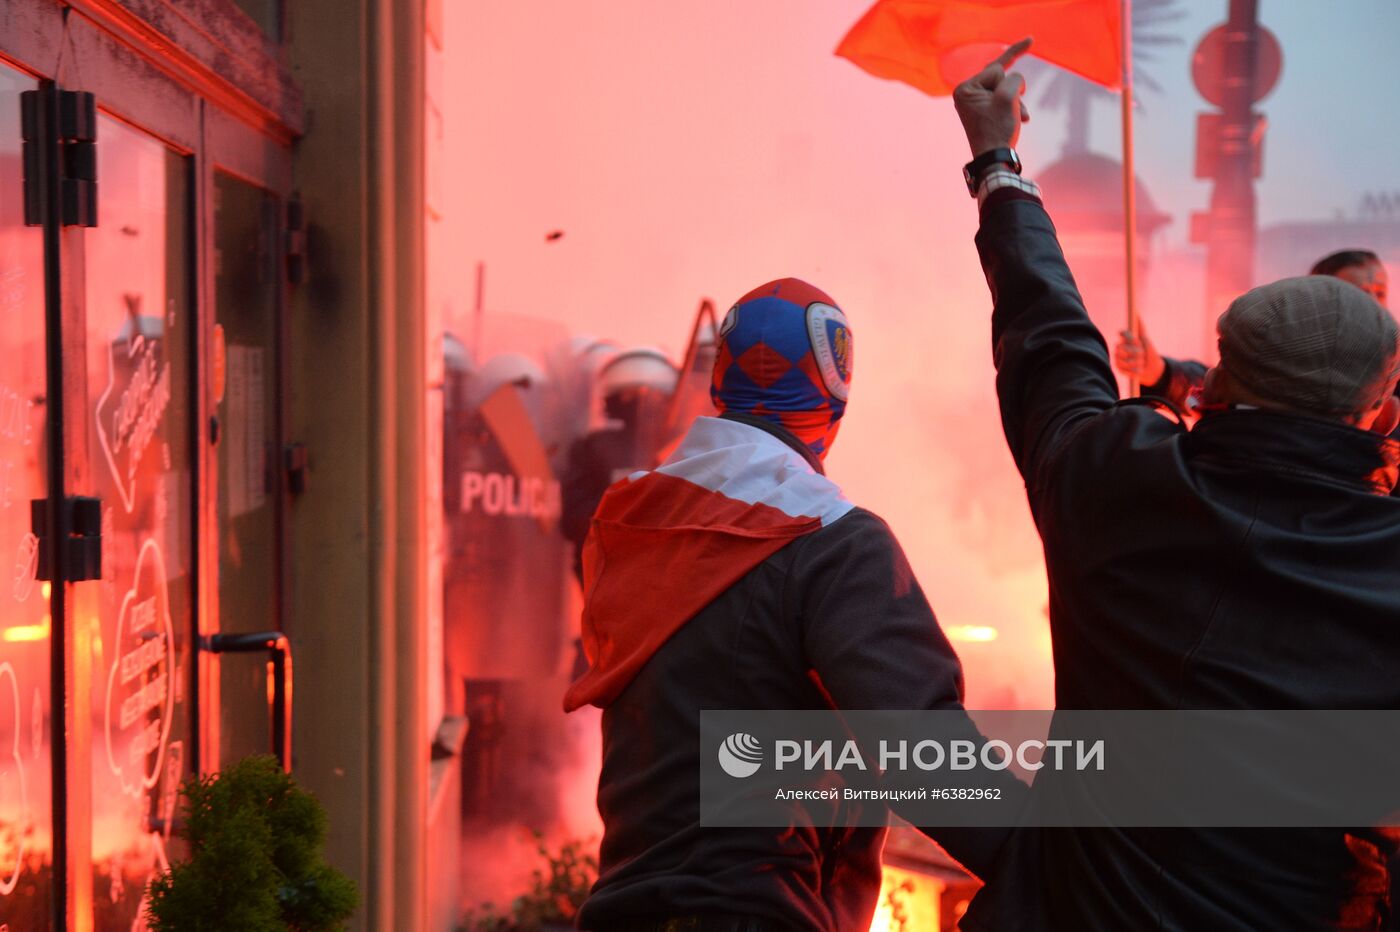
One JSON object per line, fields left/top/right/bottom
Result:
{"left": 1121, "top": 0, "right": 1140, "bottom": 397}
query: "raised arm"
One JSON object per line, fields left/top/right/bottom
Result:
{"left": 954, "top": 42, "right": 1120, "bottom": 488}
{"left": 975, "top": 194, "right": 1119, "bottom": 484}
{"left": 1115, "top": 325, "right": 1208, "bottom": 410}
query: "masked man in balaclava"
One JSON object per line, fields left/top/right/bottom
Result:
{"left": 564, "top": 278, "right": 1024, "bottom": 932}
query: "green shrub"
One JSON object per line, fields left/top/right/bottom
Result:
{"left": 461, "top": 834, "right": 597, "bottom": 932}
{"left": 145, "top": 755, "right": 358, "bottom": 931}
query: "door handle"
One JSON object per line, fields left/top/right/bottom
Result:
{"left": 203, "top": 631, "right": 293, "bottom": 772}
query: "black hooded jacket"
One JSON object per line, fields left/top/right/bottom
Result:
{"left": 1143, "top": 356, "right": 1400, "bottom": 501}
{"left": 575, "top": 414, "right": 1025, "bottom": 931}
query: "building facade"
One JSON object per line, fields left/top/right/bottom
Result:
{"left": 0, "top": 0, "right": 448, "bottom": 927}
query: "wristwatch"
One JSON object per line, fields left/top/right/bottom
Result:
{"left": 963, "top": 147, "right": 1022, "bottom": 197}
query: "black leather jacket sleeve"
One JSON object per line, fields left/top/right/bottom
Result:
{"left": 1142, "top": 355, "right": 1208, "bottom": 409}
{"left": 789, "top": 509, "right": 1027, "bottom": 878}
{"left": 975, "top": 194, "right": 1121, "bottom": 493}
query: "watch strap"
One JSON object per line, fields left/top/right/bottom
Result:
{"left": 963, "top": 147, "right": 1021, "bottom": 196}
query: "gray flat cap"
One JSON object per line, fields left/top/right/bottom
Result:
{"left": 1217, "top": 275, "right": 1400, "bottom": 416}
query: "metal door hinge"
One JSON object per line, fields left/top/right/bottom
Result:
{"left": 31, "top": 496, "right": 102, "bottom": 582}
{"left": 20, "top": 87, "right": 98, "bottom": 228}
{"left": 60, "top": 91, "right": 98, "bottom": 227}
{"left": 19, "top": 94, "right": 42, "bottom": 225}
{"left": 284, "top": 443, "right": 309, "bottom": 495}
{"left": 285, "top": 194, "right": 306, "bottom": 284}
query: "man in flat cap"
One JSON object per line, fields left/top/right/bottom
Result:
{"left": 1113, "top": 250, "right": 1400, "bottom": 480}
{"left": 1201, "top": 275, "right": 1400, "bottom": 429}
{"left": 952, "top": 40, "right": 1400, "bottom": 931}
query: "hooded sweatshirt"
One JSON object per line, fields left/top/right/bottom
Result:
{"left": 568, "top": 416, "right": 1021, "bottom": 930}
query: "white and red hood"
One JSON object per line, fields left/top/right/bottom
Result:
{"left": 564, "top": 416, "right": 852, "bottom": 711}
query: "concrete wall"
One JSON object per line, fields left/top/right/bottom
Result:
{"left": 287, "top": 0, "right": 429, "bottom": 927}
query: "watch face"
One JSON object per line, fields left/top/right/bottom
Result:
{"left": 965, "top": 149, "right": 1019, "bottom": 195}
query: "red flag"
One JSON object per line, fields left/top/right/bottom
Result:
{"left": 836, "top": 0, "right": 1123, "bottom": 97}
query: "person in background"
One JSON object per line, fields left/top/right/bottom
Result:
{"left": 1315, "top": 248, "right": 1390, "bottom": 305}
{"left": 564, "top": 278, "right": 1025, "bottom": 932}
{"left": 1115, "top": 249, "right": 1392, "bottom": 420}
{"left": 560, "top": 347, "right": 679, "bottom": 584}
{"left": 953, "top": 39, "right": 1400, "bottom": 931}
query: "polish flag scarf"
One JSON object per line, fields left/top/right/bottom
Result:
{"left": 563, "top": 416, "right": 854, "bottom": 711}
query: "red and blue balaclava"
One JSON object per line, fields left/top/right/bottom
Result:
{"left": 711, "top": 278, "right": 853, "bottom": 460}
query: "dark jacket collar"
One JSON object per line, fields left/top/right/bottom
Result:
{"left": 1187, "top": 409, "right": 1400, "bottom": 495}
{"left": 718, "top": 411, "right": 825, "bottom": 475}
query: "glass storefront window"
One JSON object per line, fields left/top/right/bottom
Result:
{"left": 213, "top": 171, "right": 281, "bottom": 769}
{"left": 0, "top": 62, "right": 56, "bottom": 930}
{"left": 84, "top": 115, "right": 192, "bottom": 928}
